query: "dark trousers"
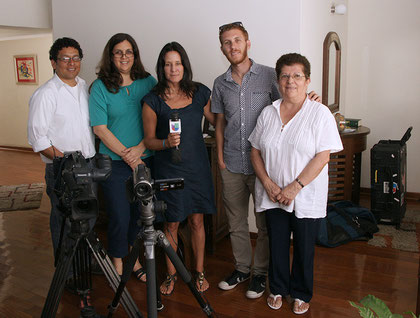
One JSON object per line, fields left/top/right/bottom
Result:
{"left": 265, "top": 208, "right": 319, "bottom": 303}
{"left": 101, "top": 158, "right": 153, "bottom": 258}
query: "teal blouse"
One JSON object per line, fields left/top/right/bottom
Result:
{"left": 89, "top": 76, "right": 157, "bottom": 160}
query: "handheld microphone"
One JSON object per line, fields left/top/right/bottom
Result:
{"left": 169, "top": 112, "right": 182, "bottom": 163}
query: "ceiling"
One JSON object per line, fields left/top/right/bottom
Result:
{"left": 0, "top": 26, "right": 51, "bottom": 41}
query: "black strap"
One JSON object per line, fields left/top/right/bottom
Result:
{"left": 327, "top": 204, "right": 364, "bottom": 236}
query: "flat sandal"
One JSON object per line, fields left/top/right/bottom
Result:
{"left": 195, "top": 271, "right": 209, "bottom": 292}
{"left": 293, "top": 298, "right": 310, "bottom": 315}
{"left": 160, "top": 273, "right": 177, "bottom": 296}
{"left": 267, "top": 294, "right": 282, "bottom": 310}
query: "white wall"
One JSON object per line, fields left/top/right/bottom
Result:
{"left": 0, "top": 0, "right": 52, "bottom": 147}
{"left": 346, "top": 0, "right": 420, "bottom": 192}
{"left": 300, "top": 0, "right": 348, "bottom": 111}
{"left": 0, "top": 35, "right": 53, "bottom": 147}
{"left": 51, "top": 0, "right": 300, "bottom": 88}
{"left": 0, "top": 0, "right": 51, "bottom": 29}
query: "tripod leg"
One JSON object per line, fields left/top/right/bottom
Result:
{"left": 85, "top": 231, "right": 143, "bottom": 318}
{"left": 156, "top": 230, "right": 214, "bottom": 317}
{"left": 42, "top": 236, "right": 81, "bottom": 317}
{"left": 144, "top": 241, "right": 158, "bottom": 318}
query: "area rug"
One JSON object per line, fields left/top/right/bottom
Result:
{"left": 0, "top": 183, "right": 45, "bottom": 212}
{"left": 367, "top": 209, "right": 420, "bottom": 252}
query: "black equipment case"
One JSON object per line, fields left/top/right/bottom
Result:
{"left": 370, "top": 127, "right": 413, "bottom": 227}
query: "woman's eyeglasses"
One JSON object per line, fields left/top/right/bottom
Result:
{"left": 112, "top": 50, "right": 134, "bottom": 58}
{"left": 279, "top": 73, "right": 307, "bottom": 81}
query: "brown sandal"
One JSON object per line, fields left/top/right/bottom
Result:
{"left": 195, "top": 271, "right": 209, "bottom": 292}
{"left": 160, "top": 273, "right": 177, "bottom": 296}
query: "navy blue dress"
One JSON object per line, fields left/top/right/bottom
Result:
{"left": 142, "top": 84, "right": 216, "bottom": 222}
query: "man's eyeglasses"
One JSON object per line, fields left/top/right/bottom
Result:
{"left": 219, "top": 21, "right": 243, "bottom": 34}
{"left": 57, "top": 56, "right": 82, "bottom": 63}
{"left": 113, "top": 50, "right": 134, "bottom": 58}
{"left": 279, "top": 73, "right": 307, "bottom": 81}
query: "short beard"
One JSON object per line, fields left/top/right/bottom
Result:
{"left": 226, "top": 50, "right": 248, "bottom": 66}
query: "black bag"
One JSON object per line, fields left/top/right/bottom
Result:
{"left": 317, "top": 201, "right": 379, "bottom": 248}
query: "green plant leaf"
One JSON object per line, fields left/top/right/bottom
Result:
{"left": 350, "top": 295, "right": 415, "bottom": 318}
{"left": 350, "top": 301, "right": 376, "bottom": 318}
{"left": 360, "top": 295, "right": 394, "bottom": 318}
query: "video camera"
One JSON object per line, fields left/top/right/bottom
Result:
{"left": 53, "top": 151, "right": 111, "bottom": 222}
{"left": 126, "top": 164, "right": 184, "bottom": 202}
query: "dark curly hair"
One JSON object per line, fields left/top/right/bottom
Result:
{"left": 275, "top": 53, "right": 311, "bottom": 80}
{"left": 152, "top": 42, "right": 198, "bottom": 100}
{"left": 96, "top": 33, "right": 150, "bottom": 94}
{"left": 49, "top": 37, "right": 83, "bottom": 61}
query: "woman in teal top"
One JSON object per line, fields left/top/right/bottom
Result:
{"left": 89, "top": 33, "right": 156, "bottom": 281}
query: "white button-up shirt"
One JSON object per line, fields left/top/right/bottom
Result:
{"left": 27, "top": 74, "right": 95, "bottom": 163}
{"left": 249, "top": 98, "right": 343, "bottom": 218}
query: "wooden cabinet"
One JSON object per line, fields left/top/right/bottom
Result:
{"left": 328, "top": 126, "right": 370, "bottom": 203}
{"left": 203, "top": 138, "right": 229, "bottom": 254}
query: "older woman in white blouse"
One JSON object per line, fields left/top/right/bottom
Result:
{"left": 249, "top": 53, "right": 343, "bottom": 314}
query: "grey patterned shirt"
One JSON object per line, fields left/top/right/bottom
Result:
{"left": 211, "top": 60, "right": 280, "bottom": 175}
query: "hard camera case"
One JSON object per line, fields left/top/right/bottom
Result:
{"left": 370, "top": 127, "right": 412, "bottom": 227}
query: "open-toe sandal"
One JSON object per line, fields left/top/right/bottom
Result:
{"left": 267, "top": 294, "right": 282, "bottom": 310}
{"left": 195, "top": 271, "right": 209, "bottom": 292}
{"left": 293, "top": 299, "right": 310, "bottom": 315}
{"left": 160, "top": 273, "right": 177, "bottom": 296}
{"left": 133, "top": 267, "right": 147, "bottom": 283}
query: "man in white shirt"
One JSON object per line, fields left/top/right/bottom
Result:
{"left": 27, "top": 37, "right": 95, "bottom": 260}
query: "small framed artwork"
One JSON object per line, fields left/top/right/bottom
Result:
{"left": 14, "top": 54, "right": 38, "bottom": 85}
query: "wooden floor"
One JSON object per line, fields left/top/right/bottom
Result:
{"left": 0, "top": 149, "right": 419, "bottom": 317}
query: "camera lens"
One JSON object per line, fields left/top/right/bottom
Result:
{"left": 134, "top": 181, "right": 152, "bottom": 198}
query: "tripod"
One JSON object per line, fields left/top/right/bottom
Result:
{"left": 41, "top": 216, "right": 143, "bottom": 318}
{"left": 107, "top": 194, "right": 214, "bottom": 318}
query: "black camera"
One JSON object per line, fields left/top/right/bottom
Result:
{"left": 54, "top": 151, "right": 111, "bottom": 221}
{"left": 126, "top": 164, "right": 184, "bottom": 202}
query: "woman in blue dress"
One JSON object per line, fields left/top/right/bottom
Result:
{"left": 89, "top": 33, "right": 156, "bottom": 281}
{"left": 142, "top": 42, "right": 216, "bottom": 295}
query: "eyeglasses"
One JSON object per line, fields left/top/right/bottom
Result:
{"left": 113, "top": 50, "right": 134, "bottom": 58}
{"left": 279, "top": 73, "right": 307, "bottom": 81}
{"left": 57, "top": 56, "right": 82, "bottom": 63}
{"left": 219, "top": 21, "right": 243, "bottom": 34}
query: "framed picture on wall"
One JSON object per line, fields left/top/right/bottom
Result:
{"left": 13, "top": 54, "right": 38, "bottom": 84}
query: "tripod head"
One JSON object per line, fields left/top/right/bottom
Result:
{"left": 126, "top": 164, "right": 184, "bottom": 226}
{"left": 53, "top": 151, "right": 112, "bottom": 222}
